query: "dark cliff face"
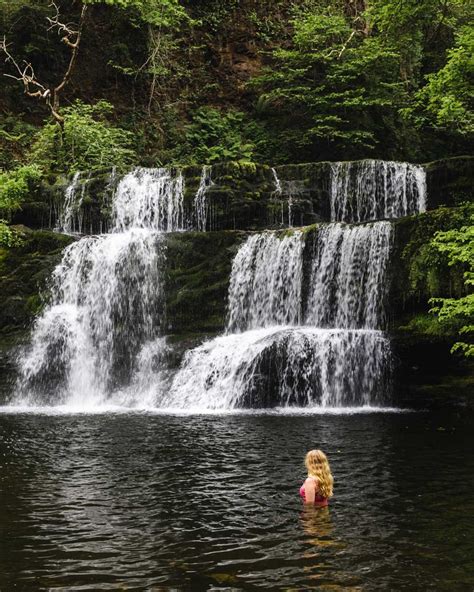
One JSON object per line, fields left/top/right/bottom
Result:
{"left": 12, "top": 156, "right": 473, "bottom": 234}
{"left": 0, "top": 230, "right": 74, "bottom": 333}
{"left": 1, "top": 157, "right": 473, "bottom": 407}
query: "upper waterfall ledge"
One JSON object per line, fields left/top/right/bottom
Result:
{"left": 12, "top": 156, "right": 473, "bottom": 233}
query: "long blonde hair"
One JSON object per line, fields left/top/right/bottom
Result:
{"left": 305, "top": 449, "right": 334, "bottom": 498}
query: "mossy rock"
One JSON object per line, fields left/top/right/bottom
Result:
{"left": 164, "top": 230, "right": 248, "bottom": 336}
{"left": 16, "top": 156, "right": 473, "bottom": 233}
{"left": 390, "top": 204, "right": 471, "bottom": 317}
{"left": 0, "top": 229, "right": 75, "bottom": 332}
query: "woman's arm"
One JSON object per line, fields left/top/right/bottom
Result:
{"left": 303, "top": 477, "right": 317, "bottom": 504}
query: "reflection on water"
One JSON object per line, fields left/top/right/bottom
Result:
{"left": 300, "top": 506, "right": 335, "bottom": 547}
{"left": 0, "top": 411, "right": 473, "bottom": 591}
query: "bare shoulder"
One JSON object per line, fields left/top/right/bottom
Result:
{"left": 304, "top": 476, "right": 318, "bottom": 488}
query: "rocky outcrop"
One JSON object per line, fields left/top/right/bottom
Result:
{"left": 12, "top": 156, "right": 473, "bottom": 232}
{"left": 0, "top": 229, "right": 74, "bottom": 332}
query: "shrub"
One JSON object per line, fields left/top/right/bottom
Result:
{"left": 180, "top": 107, "right": 255, "bottom": 164}
{"left": 30, "top": 100, "right": 136, "bottom": 173}
{"left": 0, "top": 164, "right": 42, "bottom": 218}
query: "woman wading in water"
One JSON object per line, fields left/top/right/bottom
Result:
{"left": 300, "top": 449, "right": 333, "bottom": 507}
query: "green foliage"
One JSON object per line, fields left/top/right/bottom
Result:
{"left": 400, "top": 205, "right": 470, "bottom": 298}
{"left": 0, "top": 0, "right": 35, "bottom": 22}
{"left": 178, "top": 107, "right": 255, "bottom": 164}
{"left": 1, "top": 0, "right": 472, "bottom": 165}
{"left": 30, "top": 101, "right": 136, "bottom": 173}
{"left": 0, "top": 165, "right": 42, "bottom": 218}
{"left": 0, "top": 220, "right": 23, "bottom": 247}
{"left": 0, "top": 116, "right": 36, "bottom": 170}
{"left": 85, "top": 0, "right": 188, "bottom": 27}
{"left": 399, "top": 313, "right": 459, "bottom": 337}
{"left": 406, "top": 27, "right": 474, "bottom": 134}
{"left": 429, "top": 217, "right": 474, "bottom": 357}
{"left": 253, "top": 8, "right": 406, "bottom": 160}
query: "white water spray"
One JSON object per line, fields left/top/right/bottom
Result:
{"left": 164, "top": 326, "right": 391, "bottom": 410}
{"left": 57, "top": 172, "right": 91, "bottom": 234}
{"left": 330, "top": 160, "right": 426, "bottom": 222}
{"left": 14, "top": 167, "right": 188, "bottom": 407}
{"left": 112, "top": 167, "right": 185, "bottom": 232}
{"left": 194, "top": 165, "right": 213, "bottom": 231}
{"left": 227, "top": 231, "right": 304, "bottom": 332}
{"left": 305, "top": 222, "right": 392, "bottom": 329}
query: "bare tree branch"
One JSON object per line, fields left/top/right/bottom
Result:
{"left": 1, "top": 2, "right": 89, "bottom": 126}
{"left": 337, "top": 30, "right": 357, "bottom": 59}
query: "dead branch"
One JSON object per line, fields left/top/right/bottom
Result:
{"left": 337, "top": 30, "right": 357, "bottom": 59}
{"left": 1, "top": 2, "right": 89, "bottom": 125}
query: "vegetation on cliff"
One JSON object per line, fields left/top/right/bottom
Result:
{"left": 0, "top": 0, "right": 472, "bottom": 172}
{"left": 430, "top": 220, "right": 474, "bottom": 357}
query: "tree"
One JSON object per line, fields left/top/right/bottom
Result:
{"left": 407, "top": 26, "right": 474, "bottom": 134}
{"left": 253, "top": 7, "right": 405, "bottom": 160}
{"left": 429, "top": 218, "right": 474, "bottom": 357}
{"left": 86, "top": 0, "right": 191, "bottom": 114}
{"left": 29, "top": 100, "right": 136, "bottom": 173}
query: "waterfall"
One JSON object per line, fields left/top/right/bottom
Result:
{"left": 14, "top": 167, "right": 187, "bottom": 406}
{"left": 167, "top": 222, "right": 393, "bottom": 409}
{"left": 16, "top": 230, "right": 165, "bottom": 405}
{"left": 194, "top": 165, "right": 213, "bottom": 231}
{"left": 226, "top": 232, "right": 304, "bottom": 333}
{"left": 165, "top": 327, "right": 391, "bottom": 410}
{"left": 112, "top": 167, "right": 185, "bottom": 232}
{"left": 330, "top": 160, "right": 426, "bottom": 222}
{"left": 270, "top": 168, "right": 305, "bottom": 227}
{"left": 271, "top": 167, "right": 282, "bottom": 196}
{"left": 56, "top": 172, "right": 91, "bottom": 234}
{"left": 305, "top": 222, "right": 392, "bottom": 329}
{"left": 14, "top": 159, "right": 426, "bottom": 410}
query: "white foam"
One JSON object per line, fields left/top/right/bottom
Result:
{"left": 0, "top": 404, "right": 412, "bottom": 416}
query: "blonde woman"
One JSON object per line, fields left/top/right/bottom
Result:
{"left": 300, "top": 449, "right": 334, "bottom": 507}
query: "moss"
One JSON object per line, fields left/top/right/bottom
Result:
{"left": 0, "top": 229, "right": 74, "bottom": 332}
{"left": 390, "top": 205, "right": 471, "bottom": 318}
{"left": 12, "top": 156, "right": 473, "bottom": 233}
{"left": 164, "top": 230, "right": 248, "bottom": 337}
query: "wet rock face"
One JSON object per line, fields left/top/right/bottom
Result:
{"left": 425, "top": 156, "right": 474, "bottom": 209}
{"left": 12, "top": 157, "right": 471, "bottom": 233}
{"left": 0, "top": 230, "right": 75, "bottom": 333}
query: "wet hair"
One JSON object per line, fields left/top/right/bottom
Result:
{"left": 304, "top": 449, "right": 334, "bottom": 498}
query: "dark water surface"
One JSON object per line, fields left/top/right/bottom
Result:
{"left": 0, "top": 410, "right": 473, "bottom": 591}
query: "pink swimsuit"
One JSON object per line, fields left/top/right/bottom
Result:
{"left": 300, "top": 478, "right": 329, "bottom": 507}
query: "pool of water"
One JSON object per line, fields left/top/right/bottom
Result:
{"left": 0, "top": 409, "right": 473, "bottom": 591}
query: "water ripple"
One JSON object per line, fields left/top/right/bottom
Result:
{"left": 0, "top": 412, "right": 473, "bottom": 591}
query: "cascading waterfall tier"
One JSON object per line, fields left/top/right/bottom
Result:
{"left": 305, "top": 222, "right": 392, "bottom": 329}
{"left": 165, "top": 327, "right": 391, "bottom": 410}
{"left": 56, "top": 171, "right": 90, "bottom": 234}
{"left": 113, "top": 167, "right": 185, "bottom": 232}
{"left": 194, "top": 165, "right": 213, "bottom": 231}
{"left": 16, "top": 230, "right": 165, "bottom": 405}
{"left": 167, "top": 220, "right": 393, "bottom": 409}
{"left": 330, "top": 160, "right": 426, "bottom": 222}
{"left": 270, "top": 168, "right": 307, "bottom": 227}
{"left": 226, "top": 232, "right": 304, "bottom": 333}
{"left": 14, "top": 159, "right": 425, "bottom": 410}
{"left": 13, "top": 167, "right": 189, "bottom": 407}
